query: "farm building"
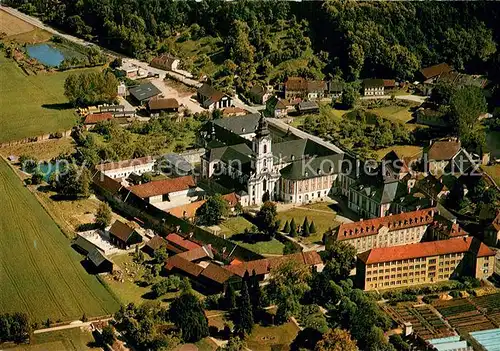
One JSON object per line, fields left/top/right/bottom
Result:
{"left": 148, "top": 97, "right": 180, "bottom": 116}
{"left": 363, "top": 79, "right": 385, "bottom": 96}
{"left": 296, "top": 101, "right": 319, "bottom": 115}
{"left": 150, "top": 53, "right": 180, "bottom": 71}
{"left": 87, "top": 248, "right": 114, "bottom": 273}
{"left": 128, "top": 82, "right": 162, "bottom": 105}
{"left": 83, "top": 112, "right": 113, "bottom": 130}
{"left": 95, "top": 156, "right": 156, "bottom": 179}
{"left": 128, "top": 175, "right": 202, "bottom": 210}
{"left": 163, "top": 153, "right": 193, "bottom": 176}
{"left": 108, "top": 220, "right": 143, "bottom": 249}
{"left": 143, "top": 235, "right": 169, "bottom": 257}
{"left": 197, "top": 83, "right": 232, "bottom": 110}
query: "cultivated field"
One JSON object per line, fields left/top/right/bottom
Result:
{"left": 0, "top": 158, "right": 120, "bottom": 323}
{"left": 0, "top": 9, "right": 34, "bottom": 36}
{"left": 0, "top": 54, "right": 97, "bottom": 143}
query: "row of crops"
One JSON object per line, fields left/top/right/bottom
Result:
{"left": 386, "top": 304, "right": 455, "bottom": 340}
{"left": 433, "top": 293, "right": 500, "bottom": 334}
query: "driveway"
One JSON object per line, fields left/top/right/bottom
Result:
{"left": 361, "top": 94, "right": 427, "bottom": 104}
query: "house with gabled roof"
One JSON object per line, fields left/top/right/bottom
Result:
{"left": 128, "top": 82, "right": 162, "bottom": 105}
{"left": 363, "top": 79, "right": 385, "bottom": 96}
{"left": 96, "top": 156, "right": 155, "bottom": 180}
{"left": 108, "top": 220, "right": 142, "bottom": 249}
{"left": 87, "top": 248, "right": 114, "bottom": 273}
{"left": 197, "top": 83, "right": 232, "bottom": 110}
{"left": 485, "top": 211, "right": 500, "bottom": 247}
{"left": 248, "top": 84, "right": 272, "bottom": 104}
{"left": 424, "top": 138, "right": 479, "bottom": 176}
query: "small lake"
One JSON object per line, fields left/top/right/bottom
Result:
{"left": 29, "top": 161, "right": 66, "bottom": 181}
{"left": 26, "top": 43, "right": 65, "bottom": 67}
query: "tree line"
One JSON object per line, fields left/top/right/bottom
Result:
{"left": 0, "top": 313, "right": 31, "bottom": 344}
{"left": 6, "top": 0, "right": 499, "bottom": 82}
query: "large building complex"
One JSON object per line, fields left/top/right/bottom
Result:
{"left": 356, "top": 237, "right": 495, "bottom": 291}
{"left": 199, "top": 113, "right": 344, "bottom": 206}
{"left": 331, "top": 208, "right": 468, "bottom": 253}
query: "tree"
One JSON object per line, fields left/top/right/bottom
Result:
{"left": 341, "top": 84, "right": 359, "bottom": 109}
{"left": 95, "top": 202, "right": 112, "bottom": 229}
{"left": 141, "top": 172, "right": 152, "bottom": 183}
{"left": 217, "top": 337, "right": 246, "bottom": 351}
{"left": 315, "top": 328, "right": 358, "bottom": 351}
{"left": 195, "top": 194, "right": 229, "bottom": 226}
{"left": 389, "top": 334, "right": 410, "bottom": 351}
{"left": 236, "top": 281, "right": 254, "bottom": 335}
{"left": 152, "top": 275, "right": 181, "bottom": 297}
{"left": 30, "top": 171, "right": 44, "bottom": 185}
{"left": 323, "top": 241, "right": 357, "bottom": 282}
{"left": 101, "top": 325, "right": 115, "bottom": 345}
{"left": 309, "top": 221, "right": 317, "bottom": 234}
{"left": 283, "top": 220, "right": 290, "bottom": 233}
{"left": 224, "top": 284, "right": 236, "bottom": 310}
{"left": 212, "top": 109, "right": 223, "bottom": 119}
{"left": 256, "top": 201, "right": 279, "bottom": 235}
{"left": 449, "top": 86, "right": 487, "bottom": 137}
{"left": 283, "top": 240, "right": 300, "bottom": 254}
{"left": 19, "top": 154, "right": 38, "bottom": 173}
{"left": 153, "top": 247, "right": 168, "bottom": 264}
{"left": 64, "top": 71, "right": 118, "bottom": 107}
{"left": 302, "top": 217, "right": 310, "bottom": 237}
{"left": 170, "top": 290, "right": 209, "bottom": 342}
{"left": 53, "top": 165, "right": 90, "bottom": 198}
{"left": 249, "top": 270, "right": 262, "bottom": 319}
{"left": 289, "top": 218, "right": 297, "bottom": 237}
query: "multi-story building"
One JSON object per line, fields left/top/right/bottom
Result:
{"left": 330, "top": 208, "right": 468, "bottom": 253}
{"left": 356, "top": 237, "right": 495, "bottom": 291}
{"left": 199, "top": 113, "right": 344, "bottom": 206}
{"left": 363, "top": 79, "right": 385, "bottom": 96}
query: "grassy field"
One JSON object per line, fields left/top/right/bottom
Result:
{"left": 246, "top": 322, "right": 300, "bottom": 351}
{"left": 369, "top": 105, "right": 415, "bottom": 124}
{"left": 12, "top": 328, "right": 100, "bottom": 351}
{"left": 482, "top": 164, "right": 500, "bottom": 186}
{"left": 0, "top": 158, "right": 120, "bottom": 323}
{"left": 277, "top": 205, "right": 340, "bottom": 244}
{"left": 0, "top": 54, "right": 98, "bottom": 143}
{"left": 219, "top": 216, "right": 285, "bottom": 255}
{"left": 0, "top": 9, "right": 34, "bottom": 36}
{"left": 0, "top": 138, "right": 76, "bottom": 161}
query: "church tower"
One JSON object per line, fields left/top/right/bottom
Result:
{"left": 253, "top": 114, "right": 273, "bottom": 175}
{"left": 247, "top": 114, "right": 279, "bottom": 205}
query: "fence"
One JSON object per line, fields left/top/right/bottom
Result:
{"left": 0, "top": 129, "right": 73, "bottom": 148}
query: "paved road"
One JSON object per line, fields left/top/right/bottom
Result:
{"left": 33, "top": 318, "right": 112, "bottom": 334}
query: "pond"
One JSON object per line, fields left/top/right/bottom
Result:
{"left": 29, "top": 161, "right": 67, "bottom": 181}
{"left": 26, "top": 43, "right": 65, "bottom": 67}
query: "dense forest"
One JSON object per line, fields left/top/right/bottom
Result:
{"left": 7, "top": 1, "right": 500, "bottom": 85}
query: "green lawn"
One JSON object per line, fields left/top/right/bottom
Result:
{"left": 12, "top": 328, "right": 100, "bottom": 351}
{"left": 0, "top": 158, "right": 120, "bottom": 323}
{"left": 482, "top": 164, "right": 500, "bottom": 186}
{"left": 0, "top": 54, "right": 99, "bottom": 143}
{"left": 277, "top": 206, "right": 340, "bottom": 245}
{"left": 375, "top": 145, "right": 423, "bottom": 161}
{"left": 219, "top": 216, "right": 285, "bottom": 255}
{"left": 246, "top": 322, "right": 300, "bottom": 351}
{"left": 369, "top": 105, "right": 415, "bottom": 124}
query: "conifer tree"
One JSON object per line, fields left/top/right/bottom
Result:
{"left": 283, "top": 220, "right": 290, "bottom": 233}
{"left": 236, "top": 281, "right": 254, "bottom": 335}
{"left": 309, "top": 221, "right": 317, "bottom": 234}
{"left": 289, "top": 218, "right": 297, "bottom": 237}
{"left": 302, "top": 217, "right": 310, "bottom": 237}
{"left": 224, "top": 284, "right": 236, "bottom": 310}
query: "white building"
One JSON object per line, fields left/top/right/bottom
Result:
{"left": 96, "top": 157, "right": 156, "bottom": 179}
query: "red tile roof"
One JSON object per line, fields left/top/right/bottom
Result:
{"left": 420, "top": 63, "right": 453, "bottom": 80}
{"left": 144, "top": 235, "right": 168, "bottom": 252}
{"left": 166, "top": 233, "right": 201, "bottom": 251}
{"left": 167, "top": 200, "right": 205, "bottom": 219}
{"left": 177, "top": 245, "right": 213, "bottom": 262}
{"left": 336, "top": 208, "right": 436, "bottom": 241}
{"left": 165, "top": 255, "right": 204, "bottom": 277}
{"left": 129, "top": 175, "right": 195, "bottom": 198}
{"left": 91, "top": 171, "right": 123, "bottom": 195}
{"left": 96, "top": 157, "right": 154, "bottom": 172}
{"left": 285, "top": 77, "right": 308, "bottom": 91}
{"left": 84, "top": 113, "right": 113, "bottom": 124}
{"left": 222, "top": 107, "right": 247, "bottom": 115}
{"left": 428, "top": 140, "right": 461, "bottom": 161}
{"left": 383, "top": 79, "right": 396, "bottom": 88}
{"left": 109, "top": 220, "right": 136, "bottom": 243}
{"left": 167, "top": 193, "right": 239, "bottom": 219}
{"left": 225, "top": 252, "right": 323, "bottom": 277}
{"left": 200, "top": 263, "right": 234, "bottom": 284}
{"left": 358, "top": 237, "right": 494, "bottom": 264}
{"left": 148, "top": 97, "right": 179, "bottom": 111}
